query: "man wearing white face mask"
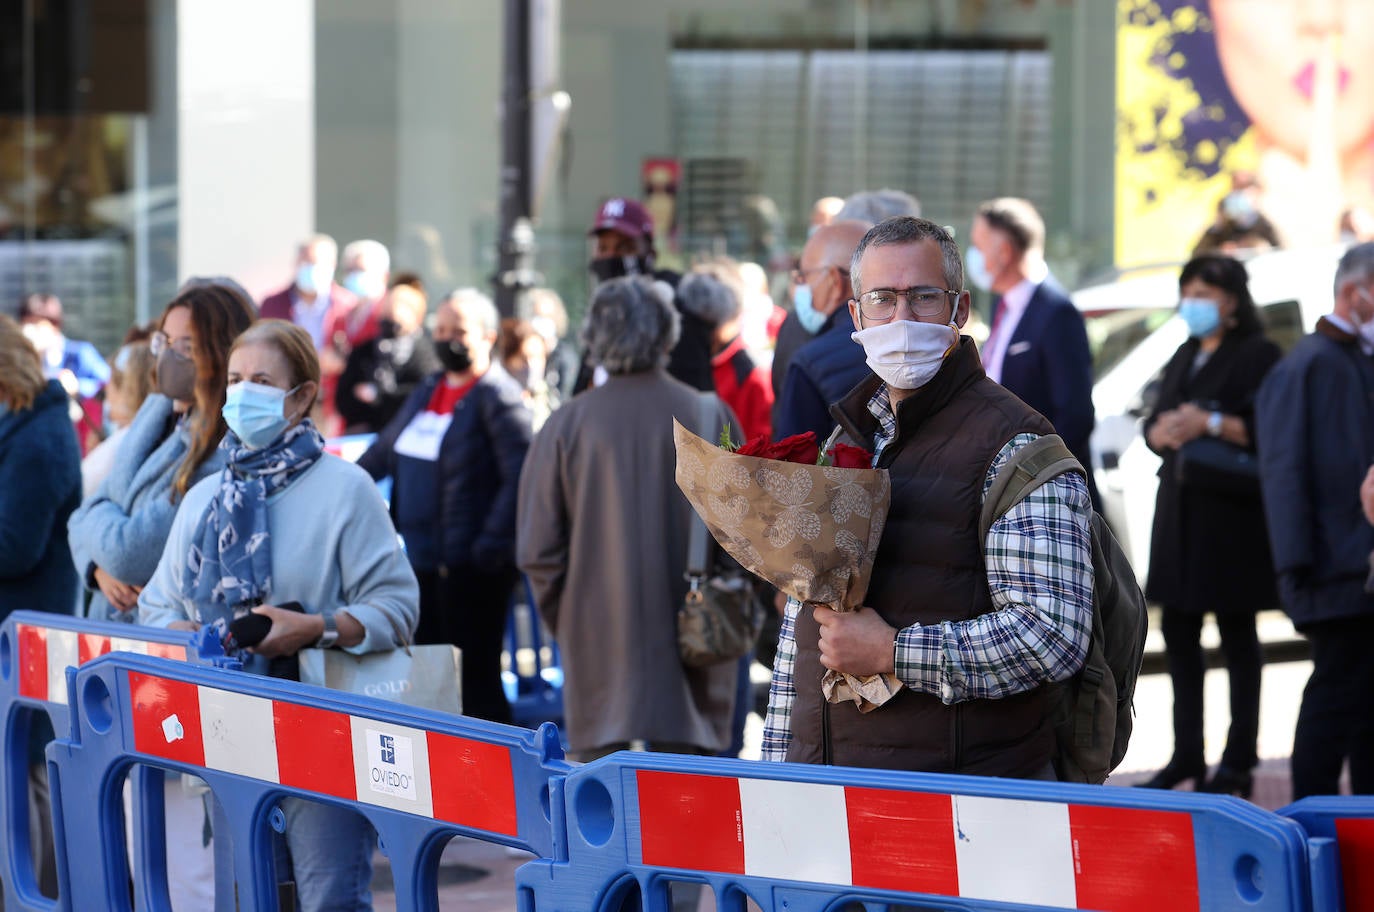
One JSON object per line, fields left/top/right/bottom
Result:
{"left": 761, "top": 217, "right": 1095, "bottom": 779}
{"left": 969, "top": 198, "right": 1100, "bottom": 510}
{"left": 1256, "top": 241, "right": 1374, "bottom": 800}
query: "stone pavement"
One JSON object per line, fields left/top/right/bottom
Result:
{"left": 373, "top": 610, "right": 1333, "bottom": 910}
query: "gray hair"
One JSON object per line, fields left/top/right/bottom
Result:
{"left": 299, "top": 233, "right": 338, "bottom": 263}
{"left": 677, "top": 270, "right": 742, "bottom": 327}
{"left": 975, "top": 197, "right": 1045, "bottom": 255}
{"left": 836, "top": 188, "right": 922, "bottom": 224}
{"left": 850, "top": 217, "right": 964, "bottom": 296}
{"left": 342, "top": 238, "right": 391, "bottom": 274}
{"left": 1334, "top": 242, "right": 1374, "bottom": 297}
{"left": 441, "top": 287, "right": 500, "bottom": 335}
{"left": 580, "top": 277, "right": 680, "bottom": 374}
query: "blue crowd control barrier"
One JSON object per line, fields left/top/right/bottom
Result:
{"left": 48, "top": 651, "right": 573, "bottom": 912}
{"left": 0, "top": 611, "right": 234, "bottom": 912}
{"left": 522, "top": 751, "right": 1317, "bottom": 912}
{"left": 1281, "top": 797, "right": 1374, "bottom": 911}
{"left": 503, "top": 577, "right": 564, "bottom": 730}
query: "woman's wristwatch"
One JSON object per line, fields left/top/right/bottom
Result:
{"left": 315, "top": 610, "right": 339, "bottom": 648}
{"left": 1206, "top": 411, "right": 1224, "bottom": 438}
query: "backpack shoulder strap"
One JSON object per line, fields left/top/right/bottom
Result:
{"left": 978, "top": 434, "right": 1085, "bottom": 545}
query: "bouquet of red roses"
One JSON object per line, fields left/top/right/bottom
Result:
{"left": 673, "top": 423, "right": 899, "bottom": 711}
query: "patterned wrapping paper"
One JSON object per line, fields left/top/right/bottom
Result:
{"left": 673, "top": 421, "right": 900, "bottom": 711}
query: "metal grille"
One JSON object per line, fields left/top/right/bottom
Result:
{"left": 672, "top": 48, "right": 1051, "bottom": 252}
{"left": 0, "top": 239, "right": 131, "bottom": 353}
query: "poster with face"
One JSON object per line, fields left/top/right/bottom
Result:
{"left": 1116, "top": 0, "right": 1374, "bottom": 268}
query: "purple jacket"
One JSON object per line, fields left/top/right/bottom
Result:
{"left": 258, "top": 282, "right": 358, "bottom": 342}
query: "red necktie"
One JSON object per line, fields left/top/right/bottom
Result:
{"left": 984, "top": 296, "right": 1007, "bottom": 365}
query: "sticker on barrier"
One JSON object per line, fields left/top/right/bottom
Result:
{"left": 0, "top": 611, "right": 231, "bottom": 912}
{"left": 522, "top": 751, "right": 1318, "bottom": 912}
{"left": 48, "top": 651, "right": 571, "bottom": 912}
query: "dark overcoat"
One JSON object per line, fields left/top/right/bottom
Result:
{"left": 1144, "top": 331, "right": 1282, "bottom": 614}
{"left": 1257, "top": 319, "right": 1374, "bottom": 628}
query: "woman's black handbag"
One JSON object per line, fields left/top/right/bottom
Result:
{"left": 678, "top": 393, "right": 764, "bottom": 668}
{"left": 1174, "top": 437, "right": 1261, "bottom": 497}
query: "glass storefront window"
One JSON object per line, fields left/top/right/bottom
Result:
{"left": 0, "top": 0, "right": 171, "bottom": 355}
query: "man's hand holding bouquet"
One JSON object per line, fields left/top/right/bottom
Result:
{"left": 673, "top": 422, "right": 897, "bottom": 710}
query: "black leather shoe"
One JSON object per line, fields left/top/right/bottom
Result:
{"left": 1135, "top": 759, "right": 1207, "bottom": 791}
{"left": 1200, "top": 766, "right": 1254, "bottom": 800}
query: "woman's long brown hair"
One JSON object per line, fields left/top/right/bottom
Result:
{"left": 159, "top": 281, "right": 257, "bottom": 500}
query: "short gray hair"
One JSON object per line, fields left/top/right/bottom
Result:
{"left": 677, "top": 270, "right": 742, "bottom": 327}
{"left": 836, "top": 188, "right": 922, "bottom": 224}
{"left": 1335, "top": 242, "right": 1374, "bottom": 297}
{"left": 442, "top": 287, "right": 499, "bottom": 335}
{"left": 580, "top": 277, "right": 680, "bottom": 374}
{"left": 850, "top": 217, "right": 964, "bottom": 296}
{"left": 299, "top": 233, "right": 338, "bottom": 263}
{"left": 342, "top": 238, "right": 391, "bottom": 274}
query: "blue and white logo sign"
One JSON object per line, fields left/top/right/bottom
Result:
{"left": 366, "top": 729, "right": 416, "bottom": 800}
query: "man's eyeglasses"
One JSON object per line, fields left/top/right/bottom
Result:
{"left": 791, "top": 266, "right": 836, "bottom": 287}
{"left": 856, "top": 287, "right": 960, "bottom": 322}
{"left": 150, "top": 332, "right": 194, "bottom": 359}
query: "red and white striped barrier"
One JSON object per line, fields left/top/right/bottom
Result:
{"left": 637, "top": 770, "right": 1198, "bottom": 911}
{"left": 48, "top": 652, "right": 570, "bottom": 912}
{"left": 16, "top": 622, "right": 189, "bottom": 705}
{"left": 524, "top": 753, "right": 1315, "bottom": 912}
{"left": 127, "top": 670, "right": 520, "bottom": 835}
{"left": 1279, "top": 797, "right": 1374, "bottom": 912}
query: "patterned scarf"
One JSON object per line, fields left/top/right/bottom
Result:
{"left": 182, "top": 419, "right": 325, "bottom": 629}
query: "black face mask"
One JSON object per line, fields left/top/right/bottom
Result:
{"left": 436, "top": 340, "right": 473, "bottom": 374}
{"left": 377, "top": 318, "right": 400, "bottom": 340}
{"left": 589, "top": 255, "right": 651, "bottom": 284}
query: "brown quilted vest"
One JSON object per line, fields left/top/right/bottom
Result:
{"left": 787, "top": 338, "right": 1056, "bottom": 776}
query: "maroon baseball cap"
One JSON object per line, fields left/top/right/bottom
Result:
{"left": 588, "top": 197, "right": 655, "bottom": 241}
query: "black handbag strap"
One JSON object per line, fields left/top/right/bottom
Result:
{"left": 686, "top": 392, "right": 717, "bottom": 580}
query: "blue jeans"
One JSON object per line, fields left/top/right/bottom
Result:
{"left": 280, "top": 798, "right": 376, "bottom": 912}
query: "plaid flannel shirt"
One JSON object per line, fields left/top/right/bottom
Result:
{"left": 760, "top": 388, "right": 1095, "bottom": 763}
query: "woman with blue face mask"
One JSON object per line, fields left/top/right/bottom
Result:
{"left": 138, "top": 319, "right": 419, "bottom": 910}
{"left": 1137, "top": 254, "right": 1282, "bottom": 800}
{"left": 65, "top": 279, "right": 256, "bottom": 908}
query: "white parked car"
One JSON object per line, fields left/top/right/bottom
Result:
{"left": 1075, "top": 246, "right": 1347, "bottom": 585}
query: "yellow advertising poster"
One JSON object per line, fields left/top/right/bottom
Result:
{"left": 1116, "top": 0, "right": 1374, "bottom": 268}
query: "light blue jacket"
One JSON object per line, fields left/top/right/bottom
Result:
{"left": 67, "top": 394, "right": 225, "bottom": 620}
{"left": 138, "top": 454, "right": 419, "bottom": 654}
